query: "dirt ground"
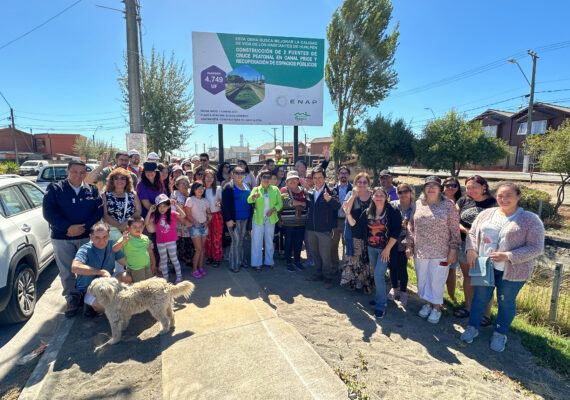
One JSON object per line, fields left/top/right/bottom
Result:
{"left": 7, "top": 258, "right": 569, "bottom": 400}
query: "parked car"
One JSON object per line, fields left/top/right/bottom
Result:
{"left": 0, "top": 176, "right": 54, "bottom": 323}
{"left": 35, "top": 164, "right": 96, "bottom": 191}
{"left": 19, "top": 160, "right": 50, "bottom": 176}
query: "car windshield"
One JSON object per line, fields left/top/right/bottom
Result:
{"left": 22, "top": 161, "right": 38, "bottom": 166}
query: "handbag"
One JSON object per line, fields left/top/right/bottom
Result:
{"left": 469, "top": 256, "right": 495, "bottom": 287}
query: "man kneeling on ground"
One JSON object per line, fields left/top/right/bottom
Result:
{"left": 71, "top": 222, "right": 131, "bottom": 317}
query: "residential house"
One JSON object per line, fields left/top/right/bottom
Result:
{"left": 472, "top": 102, "right": 570, "bottom": 170}
{"left": 310, "top": 137, "right": 333, "bottom": 156}
{"left": 0, "top": 127, "right": 84, "bottom": 161}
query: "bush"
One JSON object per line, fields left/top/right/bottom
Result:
{"left": 0, "top": 162, "right": 19, "bottom": 175}
{"left": 519, "top": 185, "right": 556, "bottom": 219}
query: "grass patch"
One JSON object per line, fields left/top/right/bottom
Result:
{"left": 406, "top": 262, "right": 570, "bottom": 379}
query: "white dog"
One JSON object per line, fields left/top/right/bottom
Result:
{"left": 88, "top": 277, "right": 194, "bottom": 344}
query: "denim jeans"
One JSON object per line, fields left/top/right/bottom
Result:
{"left": 251, "top": 217, "right": 276, "bottom": 267}
{"left": 469, "top": 269, "right": 526, "bottom": 335}
{"left": 368, "top": 247, "right": 388, "bottom": 313}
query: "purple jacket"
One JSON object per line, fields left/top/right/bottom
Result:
{"left": 466, "top": 207, "right": 544, "bottom": 281}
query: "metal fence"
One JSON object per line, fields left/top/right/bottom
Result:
{"left": 516, "top": 262, "right": 569, "bottom": 335}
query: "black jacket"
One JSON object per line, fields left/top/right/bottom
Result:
{"left": 42, "top": 179, "right": 103, "bottom": 240}
{"left": 305, "top": 184, "right": 340, "bottom": 233}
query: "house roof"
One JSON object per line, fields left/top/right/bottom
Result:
{"left": 471, "top": 109, "right": 514, "bottom": 122}
{"left": 310, "top": 137, "right": 333, "bottom": 144}
{"left": 255, "top": 141, "right": 307, "bottom": 150}
{"left": 510, "top": 102, "right": 570, "bottom": 119}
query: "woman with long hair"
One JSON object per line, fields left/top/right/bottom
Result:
{"left": 388, "top": 183, "right": 415, "bottom": 306}
{"left": 158, "top": 163, "right": 173, "bottom": 196}
{"left": 102, "top": 167, "right": 141, "bottom": 242}
{"left": 340, "top": 172, "right": 373, "bottom": 293}
{"left": 454, "top": 175, "right": 497, "bottom": 326}
{"left": 406, "top": 176, "right": 461, "bottom": 324}
{"left": 352, "top": 187, "right": 401, "bottom": 320}
{"left": 461, "top": 182, "right": 544, "bottom": 352}
{"left": 204, "top": 169, "right": 223, "bottom": 266}
{"left": 217, "top": 162, "right": 231, "bottom": 186}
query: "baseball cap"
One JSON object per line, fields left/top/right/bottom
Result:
{"left": 155, "top": 193, "right": 170, "bottom": 205}
{"left": 147, "top": 152, "right": 159, "bottom": 161}
{"left": 172, "top": 165, "right": 183, "bottom": 173}
{"left": 424, "top": 175, "right": 442, "bottom": 186}
{"left": 379, "top": 170, "right": 392, "bottom": 177}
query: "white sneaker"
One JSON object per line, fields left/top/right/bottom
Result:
{"left": 387, "top": 288, "right": 398, "bottom": 301}
{"left": 418, "top": 304, "right": 432, "bottom": 318}
{"left": 427, "top": 308, "right": 442, "bottom": 324}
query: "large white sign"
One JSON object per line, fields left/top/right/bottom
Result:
{"left": 192, "top": 32, "right": 324, "bottom": 126}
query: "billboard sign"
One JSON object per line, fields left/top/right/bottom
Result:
{"left": 192, "top": 32, "right": 324, "bottom": 126}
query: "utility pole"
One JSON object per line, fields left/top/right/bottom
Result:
{"left": 272, "top": 127, "right": 277, "bottom": 149}
{"left": 282, "top": 125, "right": 284, "bottom": 147}
{"left": 523, "top": 50, "right": 538, "bottom": 174}
{"left": 10, "top": 108, "right": 19, "bottom": 165}
{"left": 125, "top": 0, "right": 143, "bottom": 134}
{"left": 0, "top": 90, "right": 19, "bottom": 165}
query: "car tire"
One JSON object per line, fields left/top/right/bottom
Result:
{"left": 0, "top": 264, "right": 37, "bottom": 324}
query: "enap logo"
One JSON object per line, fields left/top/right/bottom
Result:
{"left": 294, "top": 112, "right": 310, "bottom": 121}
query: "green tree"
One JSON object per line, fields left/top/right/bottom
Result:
{"left": 326, "top": 0, "right": 399, "bottom": 165}
{"left": 72, "top": 136, "right": 118, "bottom": 161}
{"left": 527, "top": 119, "right": 570, "bottom": 213}
{"left": 415, "top": 110, "right": 508, "bottom": 177}
{"left": 354, "top": 115, "right": 415, "bottom": 184}
{"left": 119, "top": 48, "right": 194, "bottom": 159}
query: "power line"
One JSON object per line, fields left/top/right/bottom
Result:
{"left": 391, "top": 39, "right": 570, "bottom": 99}
{"left": 15, "top": 115, "right": 124, "bottom": 123}
{"left": 0, "top": 0, "right": 84, "bottom": 51}
{"left": 16, "top": 109, "right": 123, "bottom": 117}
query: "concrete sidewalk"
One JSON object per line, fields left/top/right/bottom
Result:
{"left": 17, "top": 265, "right": 348, "bottom": 400}
{"left": 161, "top": 266, "right": 348, "bottom": 399}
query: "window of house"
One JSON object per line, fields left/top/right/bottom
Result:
{"left": 517, "top": 120, "right": 547, "bottom": 135}
{"left": 37, "top": 139, "right": 46, "bottom": 147}
{"left": 482, "top": 125, "right": 498, "bottom": 137}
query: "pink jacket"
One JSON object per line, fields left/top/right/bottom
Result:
{"left": 466, "top": 207, "right": 544, "bottom": 281}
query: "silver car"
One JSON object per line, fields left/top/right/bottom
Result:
{"left": 35, "top": 164, "right": 96, "bottom": 191}
{"left": 0, "top": 176, "right": 54, "bottom": 323}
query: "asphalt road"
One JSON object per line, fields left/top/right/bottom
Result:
{"left": 0, "top": 261, "right": 65, "bottom": 398}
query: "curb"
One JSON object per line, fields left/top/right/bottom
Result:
{"left": 18, "top": 317, "right": 75, "bottom": 400}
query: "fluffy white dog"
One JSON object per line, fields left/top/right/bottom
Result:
{"left": 88, "top": 277, "right": 195, "bottom": 344}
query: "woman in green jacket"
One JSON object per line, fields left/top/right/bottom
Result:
{"left": 248, "top": 169, "right": 283, "bottom": 272}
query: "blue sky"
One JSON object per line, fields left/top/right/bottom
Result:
{"left": 2, "top": 0, "right": 570, "bottom": 156}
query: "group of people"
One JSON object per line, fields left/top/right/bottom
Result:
{"left": 42, "top": 146, "right": 544, "bottom": 353}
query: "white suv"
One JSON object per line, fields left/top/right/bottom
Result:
{"left": 0, "top": 176, "right": 54, "bottom": 323}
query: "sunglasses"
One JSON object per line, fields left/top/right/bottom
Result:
{"left": 261, "top": 175, "right": 271, "bottom": 180}
{"left": 233, "top": 171, "right": 246, "bottom": 175}
{"left": 200, "top": 159, "right": 208, "bottom": 162}
{"left": 113, "top": 176, "right": 127, "bottom": 181}
{"left": 397, "top": 189, "right": 410, "bottom": 194}
{"left": 444, "top": 183, "right": 459, "bottom": 188}
{"left": 177, "top": 182, "right": 190, "bottom": 187}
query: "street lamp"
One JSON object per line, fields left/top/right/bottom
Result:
{"left": 424, "top": 107, "right": 436, "bottom": 119}
{"left": 93, "top": 125, "right": 103, "bottom": 144}
{"left": 508, "top": 51, "right": 538, "bottom": 173}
